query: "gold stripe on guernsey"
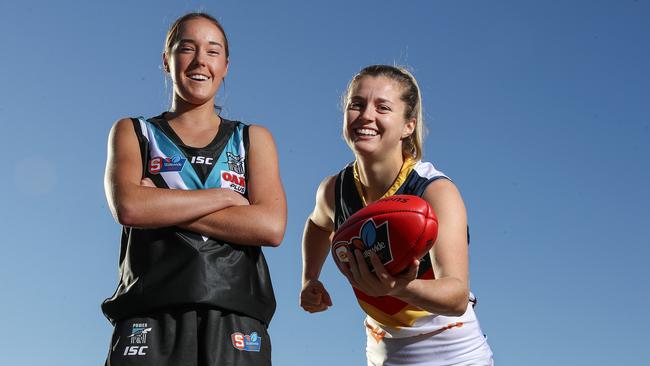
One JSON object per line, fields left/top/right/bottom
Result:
{"left": 353, "top": 157, "right": 417, "bottom": 207}
{"left": 352, "top": 156, "right": 431, "bottom": 329}
{"left": 359, "top": 299, "right": 430, "bottom": 328}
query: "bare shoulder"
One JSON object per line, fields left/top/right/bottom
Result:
{"left": 316, "top": 175, "right": 337, "bottom": 204}
{"left": 247, "top": 124, "right": 275, "bottom": 142}
{"left": 311, "top": 175, "right": 337, "bottom": 231}
{"left": 246, "top": 124, "right": 280, "bottom": 174}
{"left": 423, "top": 178, "right": 461, "bottom": 198}
{"left": 105, "top": 117, "right": 144, "bottom": 193}
{"left": 113, "top": 117, "right": 136, "bottom": 131}
{"left": 422, "top": 178, "right": 466, "bottom": 218}
{"left": 108, "top": 117, "right": 138, "bottom": 141}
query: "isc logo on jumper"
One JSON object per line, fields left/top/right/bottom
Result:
{"left": 123, "top": 323, "right": 152, "bottom": 356}
{"left": 190, "top": 156, "right": 214, "bottom": 165}
{"left": 231, "top": 332, "right": 262, "bottom": 352}
{"left": 149, "top": 155, "right": 186, "bottom": 174}
{"left": 333, "top": 219, "right": 393, "bottom": 271}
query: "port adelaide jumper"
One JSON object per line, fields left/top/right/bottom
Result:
{"left": 102, "top": 114, "right": 276, "bottom": 327}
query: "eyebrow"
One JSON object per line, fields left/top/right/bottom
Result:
{"left": 178, "top": 39, "right": 224, "bottom": 48}
{"left": 374, "top": 97, "right": 394, "bottom": 104}
{"left": 350, "top": 95, "right": 394, "bottom": 104}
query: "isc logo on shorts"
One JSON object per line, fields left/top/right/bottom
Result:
{"left": 123, "top": 346, "right": 148, "bottom": 356}
{"left": 123, "top": 323, "right": 152, "bottom": 356}
{"left": 231, "top": 332, "right": 261, "bottom": 352}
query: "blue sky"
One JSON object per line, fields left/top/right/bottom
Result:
{"left": 1, "top": 0, "right": 648, "bottom": 365}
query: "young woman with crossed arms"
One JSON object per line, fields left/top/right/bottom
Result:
{"left": 103, "top": 13, "right": 286, "bottom": 365}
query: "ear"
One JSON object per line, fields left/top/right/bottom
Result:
{"left": 162, "top": 52, "right": 170, "bottom": 73}
{"left": 402, "top": 117, "right": 416, "bottom": 139}
{"left": 223, "top": 58, "right": 229, "bottom": 79}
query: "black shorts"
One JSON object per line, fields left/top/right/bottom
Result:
{"left": 105, "top": 306, "right": 271, "bottom": 366}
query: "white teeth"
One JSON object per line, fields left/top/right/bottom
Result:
{"left": 188, "top": 74, "right": 208, "bottom": 81}
{"left": 355, "top": 128, "right": 378, "bottom": 136}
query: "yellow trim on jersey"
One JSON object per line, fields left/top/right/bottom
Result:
{"left": 358, "top": 299, "right": 431, "bottom": 329}
{"left": 353, "top": 157, "right": 416, "bottom": 207}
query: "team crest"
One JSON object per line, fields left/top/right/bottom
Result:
{"left": 333, "top": 219, "right": 393, "bottom": 271}
{"left": 149, "top": 155, "right": 186, "bottom": 174}
{"left": 226, "top": 152, "right": 245, "bottom": 175}
{"left": 128, "top": 323, "right": 152, "bottom": 344}
{"left": 231, "top": 332, "right": 262, "bottom": 352}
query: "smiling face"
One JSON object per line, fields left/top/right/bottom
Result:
{"left": 344, "top": 76, "right": 416, "bottom": 159}
{"left": 163, "top": 17, "right": 229, "bottom": 107}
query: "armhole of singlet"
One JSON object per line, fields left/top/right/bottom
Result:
{"left": 333, "top": 171, "right": 343, "bottom": 231}
{"left": 421, "top": 175, "right": 470, "bottom": 245}
{"left": 243, "top": 123, "right": 250, "bottom": 199}
{"left": 130, "top": 118, "right": 148, "bottom": 179}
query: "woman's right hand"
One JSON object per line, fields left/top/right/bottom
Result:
{"left": 300, "top": 279, "right": 332, "bottom": 313}
{"left": 217, "top": 188, "right": 250, "bottom": 207}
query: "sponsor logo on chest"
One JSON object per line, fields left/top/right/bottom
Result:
{"left": 221, "top": 152, "right": 246, "bottom": 194}
{"left": 221, "top": 171, "right": 246, "bottom": 194}
{"left": 149, "top": 155, "right": 186, "bottom": 174}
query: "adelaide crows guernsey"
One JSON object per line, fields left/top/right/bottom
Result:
{"left": 334, "top": 159, "right": 479, "bottom": 339}
{"left": 102, "top": 114, "right": 276, "bottom": 326}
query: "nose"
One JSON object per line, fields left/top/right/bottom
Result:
{"left": 192, "top": 48, "right": 207, "bottom": 67}
{"left": 359, "top": 105, "right": 375, "bottom": 122}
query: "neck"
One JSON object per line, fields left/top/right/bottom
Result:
{"left": 355, "top": 153, "right": 405, "bottom": 203}
{"left": 167, "top": 97, "right": 219, "bottom": 126}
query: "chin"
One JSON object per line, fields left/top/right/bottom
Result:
{"left": 177, "top": 87, "right": 217, "bottom": 104}
{"left": 351, "top": 144, "right": 379, "bottom": 158}
{"left": 179, "top": 94, "right": 213, "bottom": 106}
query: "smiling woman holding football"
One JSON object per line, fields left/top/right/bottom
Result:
{"left": 300, "top": 65, "right": 493, "bottom": 365}
{"left": 102, "top": 12, "right": 286, "bottom": 366}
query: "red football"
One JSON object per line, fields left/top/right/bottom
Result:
{"left": 331, "top": 194, "right": 438, "bottom": 276}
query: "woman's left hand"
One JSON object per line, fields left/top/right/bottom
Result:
{"left": 343, "top": 248, "right": 419, "bottom": 297}
{"left": 140, "top": 178, "right": 156, "bottom": 187}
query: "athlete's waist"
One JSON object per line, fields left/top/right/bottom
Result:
{"left": 365, "top": 298, "right": 480, "bottom": 339}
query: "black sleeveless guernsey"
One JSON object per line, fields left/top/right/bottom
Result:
{"left": 102, "top": 114, "right": 276, "bottom": 327}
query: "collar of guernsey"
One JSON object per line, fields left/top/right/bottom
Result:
{"left": 353, "top": 156, "right": 416, "bottom": 206}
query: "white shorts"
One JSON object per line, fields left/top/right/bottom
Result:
{"left": 365, "top": 318, "right": 493, "bottom": 366}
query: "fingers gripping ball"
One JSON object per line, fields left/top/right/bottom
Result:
{"left": 331, "top": 195, "right": 438, "bottom": 276}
